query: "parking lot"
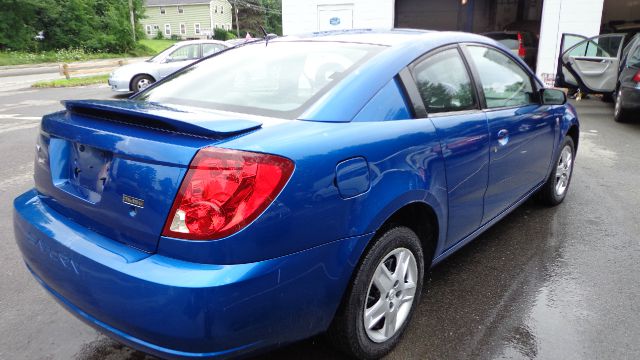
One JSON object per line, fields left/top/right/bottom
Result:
{"left": 0, "top": 84, "right": 639, "bottom": 359}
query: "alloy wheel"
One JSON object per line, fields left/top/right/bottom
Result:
{"left": 555, "top": 145, "right": 573, "bottom": 196}
{"left": 363, "top": 247, "right": 418, "bottom": 343}
{"left": 137, "top": 78, "right": 151, "bottom": 91}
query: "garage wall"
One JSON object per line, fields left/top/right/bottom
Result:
{"left": 536, "top": 0, "right": 605, "bottom": 85}
{"left": 282, "top": 0, "right": 394, "bottom": 35}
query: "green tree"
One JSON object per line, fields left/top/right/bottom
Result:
{"left": 0, "top": 0, "right": 40, "bottom": 50}
{"left": 232, "top": 0, "right": 282, "bottom": 37}
{"left": 262, "top": 0, "right": 282, "bottom": 35}
{"left": 234, "top": 0, "right": 265, "bottom": 38}
{"left": 0, "top": 0, "right": 146, "bottom": 52}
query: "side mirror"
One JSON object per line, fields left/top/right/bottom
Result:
{"left": 540, "top": 88, "right": 567, "bottom": 105}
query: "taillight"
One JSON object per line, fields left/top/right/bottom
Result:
{"left": 162, "top": 147, "right": 294, "bottom": 240}
{"left": 633, "top": 69, "right": 640, "bottom": 83}
{"left": 517, "top": 32, "right": 526, "bottom": 58}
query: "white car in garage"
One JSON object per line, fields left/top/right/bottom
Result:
{"left": 108, "top": 40, "right": 228, "bottom": 93}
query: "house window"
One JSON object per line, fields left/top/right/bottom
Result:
{"left": 221, "top": 5, "right": 223, "bottom": 13}
{"left": 160, "top": 7, "right": 165, "bottom": 14}
{"left": 214, "top": 5, "right": 217, "bottom": 13}
{"left": 146, "top": 25, "right": 152, "bottom": 35}
{"left": 180, "top": 23, "right": 186, "bottom": 35}
{"left": 177, "top": 6, "right": 183, "bottom": 13}
{"left": 164, "top": 24, "right": 171, "bottom": 36}
{"left": 154, "top": 25, "right": 159, "bottom": 30}
{"left": 194, "top": 23, "right": 201, "bottom": 35}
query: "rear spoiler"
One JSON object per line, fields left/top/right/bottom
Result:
{"left": 62, "top": 100, "right": 262, "bottom": 139}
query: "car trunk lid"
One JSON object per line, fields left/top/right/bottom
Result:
{"left": 34, "top": 100, "right": 262, "bottom": 253}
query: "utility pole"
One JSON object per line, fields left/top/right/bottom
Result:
{"left": 128, "top": 0, "right": 136, "bottom": 42}
{"left": 233, "top": 0, "right": 240, "bottom": 37}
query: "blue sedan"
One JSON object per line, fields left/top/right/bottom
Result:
{"left": 13, "top": 29, "right": 579, "bottom": 359}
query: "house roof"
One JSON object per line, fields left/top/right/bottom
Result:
{"left": 145, "top": 0, "right": 210, "bottom": 6}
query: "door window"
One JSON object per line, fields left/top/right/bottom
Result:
{"left": 411, "top": 48, "right": 476, "bottom": 114}
{"left": 566, "top": 36, "right": 624, "bottom": 58}
{"left": 467, "top": 46, "right": 536, "bottom": 109}
{"left": 167, "top": 44, "right": 199, "bottom": 62}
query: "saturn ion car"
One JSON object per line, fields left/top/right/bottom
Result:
{"left": 108, "top": 40, "right": 228, "bottom": 93}
{"left": 14, "top": 29, "right": 579, "bottom": 359}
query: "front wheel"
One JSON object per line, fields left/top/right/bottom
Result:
{"left": 538, "top": 137, "right": 575, "bottom": 206}
{"left": 328, "top": 227, "right": 425, "bottom": 359}
{"left": 131, "top": 74, "right": 154, "bottom": 92}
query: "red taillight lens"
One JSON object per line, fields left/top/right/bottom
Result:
{"left": 517, "top": 32, "right": 526, "bottom": 58}
{"left": 162, "top": 147, "right": 294, "bottom": 240}
{"left": 633, "top": 70, "right": 640, "bottom": 83}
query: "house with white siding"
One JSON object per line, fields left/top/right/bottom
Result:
{"left": 142, "top": 0, "right": 233, "bottom": 39}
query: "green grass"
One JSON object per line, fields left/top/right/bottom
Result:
{"left": 0, "top": 40, "right": 175, "bottom": 66}
{"left": 0, "top": 50, "right": 124, "bottom": 66}
{"left": 31, "top": 74, "right": 109, "bottom": 88}
{"left": 138, "top": 39, "right": 177, "bottom": 54}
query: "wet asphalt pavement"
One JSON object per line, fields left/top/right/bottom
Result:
{"left": 0, "top": 86, "right": 639, "bottom": 360}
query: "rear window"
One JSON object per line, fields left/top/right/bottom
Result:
{"left": 485, "top": 33, "right": 520, "bottom": 49}
{"left": 136, "top": 41, "right": 383, "bottom": 118}
{"left": 496, "top": 39, "right": 519, "bottom": 50}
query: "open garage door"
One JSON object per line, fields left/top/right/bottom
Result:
{"left": 395, "top": 0, "right": 463, "bottom": 31}
{"left": 394, "top": 0, "right": 544, "bottom": 35}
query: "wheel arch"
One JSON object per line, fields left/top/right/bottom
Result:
{"left": 351, "top": 196, "right": 442, "bottom": 282}
{"left": 371, "top": 201, "right": 439, "bottom": 268}
{"left": 567, "top": 124, "right": 579, "bottom": 152}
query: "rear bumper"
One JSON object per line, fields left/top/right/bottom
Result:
{"left": 619, "top": 84, "right": 640, "bottom": 111}
{"left": 14, "top": 190, "right": 370, "bottom": 359}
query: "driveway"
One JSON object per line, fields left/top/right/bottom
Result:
{"left": 0, "top": 87, "right": 638, "bottom": 359}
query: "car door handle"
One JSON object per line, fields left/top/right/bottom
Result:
{"left": 497, "top": 129, "right": 509, "bottom": 146}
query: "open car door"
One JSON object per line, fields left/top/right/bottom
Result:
{"left": 555, "top": 33, "right": 626, "bottom": 94}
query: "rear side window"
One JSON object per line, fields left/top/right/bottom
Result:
{"left": 411, "top": 48, "right": 476, "bottom": 114}
{"left": 466, "top": 46, "right": 536, "bottom": 109}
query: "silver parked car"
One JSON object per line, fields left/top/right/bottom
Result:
{"left": 109, "top": 40, "right": 228, "bottom": 93}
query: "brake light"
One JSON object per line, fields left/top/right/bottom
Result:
{"left": 633, "top": 69, "right": 640, "bottom": 83}
{"left": 517, "top": 32, "right": 526, "bottom": 58}
{"left": 162, "top": 147, "right": 294, "bottom": 240}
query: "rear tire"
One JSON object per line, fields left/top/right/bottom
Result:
{"left": 538, "top": 137, "right": 575, "bottom": 206}
{"left": 614, "top": 88, "right": 631, "bottom": 123}
{"left": 131, "top": 74, "right": 154, "bottom": 92}
{"left": 328, "top": 226, "right": 425, "bottom": 359}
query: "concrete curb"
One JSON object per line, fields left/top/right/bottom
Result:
{"left": 0, "top": 57, "right": 149, "bottom": 78}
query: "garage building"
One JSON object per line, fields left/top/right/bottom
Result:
{"left": 282, "top": 0, "right": 640, "bottom": 86}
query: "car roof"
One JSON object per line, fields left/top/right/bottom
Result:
{"left": 172, "top": 39, "right": 228, "bottom": 46}
{"left": 271, "top": 28, "right": 470, "bottom": 47}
